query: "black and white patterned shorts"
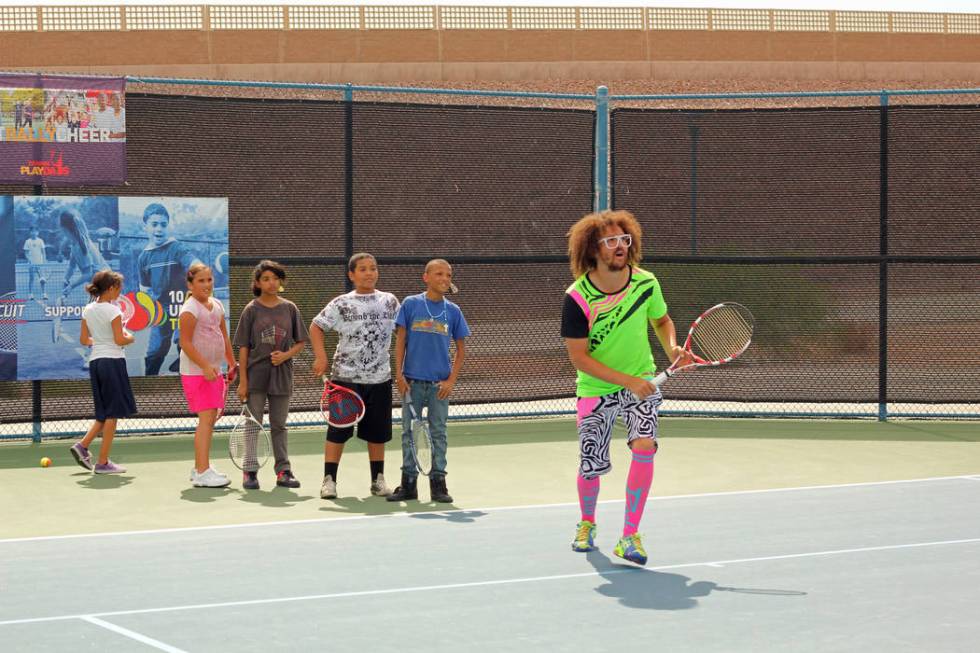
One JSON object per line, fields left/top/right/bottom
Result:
{"left": 576, "top": 388, "right": 662, "bottom": 479}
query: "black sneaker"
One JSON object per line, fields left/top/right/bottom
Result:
{"left": 276, "top": 469, "right": 301, "bottom": 488}
{"left": 243, "top": 471, "right": 260, "bottom": 490}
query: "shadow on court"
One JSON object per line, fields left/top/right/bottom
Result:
{"left": 179, "top": 487, "right": 239, "bottom": 503}
{"left": 75, "top": 473, "right": 135, "bottom": 489}
{"left": 316, "top": 497, "right": 487, "bottom": 520}
{"left": 410, "top": 509, "right": 487, "bottom": 523}
{"left": 585, "top": 550, "right": 806, "bottom": 610}
{"left": 236, "top": 487, "right": 316, "bottom": 508}
{"left": 5, "top": 418, "right": 980, "bottom": 471}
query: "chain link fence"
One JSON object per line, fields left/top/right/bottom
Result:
{"left": 1, "top": 83, "right": 977, "bottom": 439}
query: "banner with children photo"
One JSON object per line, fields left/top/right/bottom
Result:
{"left": 1, "top": 195, "right": 229, "bottom": 381}
{"left": 0, "top": 73, "right": 126, "bottom": 185}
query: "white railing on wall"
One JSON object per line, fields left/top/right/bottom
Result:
{"left": 0, "top": 6, "right": 978, "bottom": 34}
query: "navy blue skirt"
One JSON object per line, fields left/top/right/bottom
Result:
{"left": 89, "top": 358, "right": 138, "bottom": 421}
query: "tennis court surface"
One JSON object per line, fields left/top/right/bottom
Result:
{"left": 2, "top": 418, "right": 979, "bottom": 652}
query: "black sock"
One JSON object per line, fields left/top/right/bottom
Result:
{"left": 370, "top": 459, "right": 384, "bottom": 480}
{"left": 324, "top": 462, "right": 339, "bottom": 480}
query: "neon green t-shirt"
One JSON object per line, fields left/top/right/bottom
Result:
{"left": 560, "top": 266, "right": 668, "bottom": 397}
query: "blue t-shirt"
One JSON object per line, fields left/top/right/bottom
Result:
{"left": 396, "top": 293, "right": 470, "bottom": 382}
{"left": 138, "top": 239, "right": 200, "bottom": 306}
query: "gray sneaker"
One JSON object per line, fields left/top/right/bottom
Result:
{"left": 370, "top": 473, "right": 392, "bottom": 497}
{"left": 320, "top": 474, "right": 337, "bottom": 499}
{"left": 69, "top": 443, "right": 93, "bottom": 471}
{"left": 93, "top": 460, "right": 126, "bottom": 474}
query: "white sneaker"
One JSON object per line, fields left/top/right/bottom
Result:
{"left": 193, "top": 467, "right": 231, "bottom": 488}
{"left": 320, "top": 474, "right": 337, "bottom": 499}
{"left": 370, "top": 473, "right": 392, "bottom": 497}
{"left": 190, "top": 467, "right": 229, "bottom": 481}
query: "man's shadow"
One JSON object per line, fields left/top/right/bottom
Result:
{"left": 586, "top": 550, "right": 805, "bottom": 610}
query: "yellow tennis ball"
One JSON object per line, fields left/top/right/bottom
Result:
{"left": 40, "top": 457, "right": 52, "bottom": 468}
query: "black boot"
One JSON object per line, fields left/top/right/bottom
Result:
{"left": 430, "top": 475, "right": 453, "bottom": 503}
{"left": 387, "top": 474, "right": 418, "bottom": 502}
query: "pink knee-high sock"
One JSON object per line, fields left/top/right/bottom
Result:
{"left": 577, "top": 474, "right": 600, "bottom": 523}
{"left": 623, "top": 450, "right": 655, "bottom": 536}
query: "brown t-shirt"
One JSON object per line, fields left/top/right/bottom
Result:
{"left": 233, "top": 298, "right": 308, "bottom": 395}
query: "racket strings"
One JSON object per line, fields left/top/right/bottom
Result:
{"left": 691, "top": 306, "right": 753, "bottom": 362}
{"left": 0, "top": 294, "right": 21, "bottom": 351}
{"left": 229, "top": 415, "right": 270, "bottom": 471}
{"left": 412, "top": 418, "right": 433, "bottom": 474}
{"left": 328, "top": 393, "right": 362, "bottom": 426}
{"left": 322, "top": 385, "right": 365, "bottom": 427}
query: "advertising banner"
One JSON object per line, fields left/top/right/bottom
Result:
{"left": 0, "top": 73, "right": 127, "bottom": 185}
{"left": 0, "top": 196, "right": 229, "bottom": 381}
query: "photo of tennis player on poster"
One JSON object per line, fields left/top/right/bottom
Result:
{"left": 14, "top": 195, "right": 119, "bottom": 381}
{"left": 117, "top": 197, "right": 229, "bottom": 377}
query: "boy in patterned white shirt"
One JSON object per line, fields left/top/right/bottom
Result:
{"left": 310, "top": 253, "right": 400, "bottom": 500}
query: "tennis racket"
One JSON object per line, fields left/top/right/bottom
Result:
{"left": 227, "top": 405, "right": 271, "bottom": 471}
{"left": 652, "top": 302, "right": 754, "bottom": 388}
{"left": 320, "top": 378, "right": 366, "bottom": 428}
{"left": 403, "top": 390, "right": 433, "bottom": 476}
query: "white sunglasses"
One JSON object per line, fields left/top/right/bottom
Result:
{"left": 599, "top": 234, "right": 632, "bottom": 249}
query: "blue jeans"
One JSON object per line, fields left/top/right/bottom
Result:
{"left": 400, "top": 380, "right": 449, "bottom": 479}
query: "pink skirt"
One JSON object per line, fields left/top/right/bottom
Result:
{"left": 181, "top": 374, "right": 226, "bottom": 413}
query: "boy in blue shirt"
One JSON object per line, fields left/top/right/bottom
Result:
{"left": 388, "top": 259, "right": 470, "bottom": 504}
{"left": 137, "top": 203, "right": 201, "bottom": 375}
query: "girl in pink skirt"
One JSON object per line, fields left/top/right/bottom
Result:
{"left": 179, "top": 262, "right": 237, "bottom": 488}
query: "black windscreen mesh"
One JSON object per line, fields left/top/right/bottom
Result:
{"left": 1, "top": 98, "right": 595, "bottom": 430}
{"left": 889, "top": 106, "right": 980, "bottom": 257}
{"left": 611, "top": 107, "right": 882, "bottom": 256}
{"left": 887, "top": 264, "right": 980, "bottom": 402}
{"left": 648, "top": 263, "right": 880, "bottom": 403}
{"left": 2, "top": 98, "right": 978, "bottom": 433}
{"left": 351, "top": 102, "right": 595, "bottom": 256}
{"left": 612, "top": 104, "right": 979, "bottom": 407}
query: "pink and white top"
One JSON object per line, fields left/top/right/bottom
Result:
{"left": 178, "top": 296, "right": 226, "bottom": 376}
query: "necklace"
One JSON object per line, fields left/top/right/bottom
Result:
{"left": 423, "top": 295, "right": 446, "bottom": 320}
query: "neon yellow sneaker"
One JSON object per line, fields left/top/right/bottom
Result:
{"left": 571, "top": 520, "right": 596, "bottom": 552}
{"left": 613, "top": 533, "right": 648, "bottom": 565}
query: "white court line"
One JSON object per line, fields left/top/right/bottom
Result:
{"left": 80, "top": 616, "right": 188, "bottom": 653}
{"left": 1, "top": 537, "right": 978, "bottom": 627}
{"left": 1, "top": 474, "right": 977, "bottom": 545}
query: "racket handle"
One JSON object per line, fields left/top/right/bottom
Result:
{"left": 651, "top": 371, "right": 669, "bottom": 388}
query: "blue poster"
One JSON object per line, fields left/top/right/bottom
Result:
{"left": 9, "top": 196, "right": 229, "bottom": 381}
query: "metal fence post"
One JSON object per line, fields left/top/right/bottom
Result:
{"left": 878, "top": 91, "right": 889, "bottom": 422}
{"left": 32, "top": 381, "right": 42, "bottom": 443}
{"left": 594, "top": 85, "right": 610, "bottom": 212}
{"left": 344, "top": 83, "right": 354, "bottom": 292}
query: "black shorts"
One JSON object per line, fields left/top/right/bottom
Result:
{"left": 326, "top": 379, "right": 393, "bottom": 444}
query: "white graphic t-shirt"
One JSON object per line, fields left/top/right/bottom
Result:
{"left": 312, "top": 290, "right": 399, "bottom": 384}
